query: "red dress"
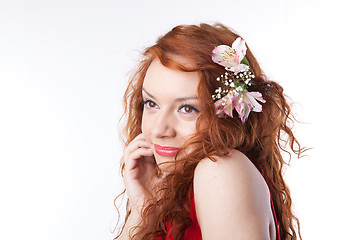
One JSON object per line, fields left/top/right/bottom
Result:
{"left": 157, "top": 189, "right": 280, "bottom": 240}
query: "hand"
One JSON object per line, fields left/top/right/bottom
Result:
{"left": 122, "top": 133, "right": 158, "bottom": 212}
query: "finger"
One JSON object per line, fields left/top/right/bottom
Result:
{"left": 124, "top": 148, "right": 154, "bottom": 171}
{"left": 125, "top": 139, "right": 151, "bottom": 156}
{"left": 131, "top": 133, "right": 146, "bottom": 142}
{"left": 124, "top": 133, "right": 150, "bottom": 152}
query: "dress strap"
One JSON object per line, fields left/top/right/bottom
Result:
{"left": 270, "top": 194, "right": 281, "bottom": 240}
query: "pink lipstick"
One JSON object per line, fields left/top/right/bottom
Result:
{"left": 154, "top": 144, "right": 179, "bottom": 156}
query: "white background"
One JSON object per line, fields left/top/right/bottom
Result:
{"left": 0, "top": 0, "right": 359, "bottom": 239}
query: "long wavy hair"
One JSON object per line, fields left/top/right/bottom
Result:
{"left": 115, "top": 23, "right": 305, "bottom": 240}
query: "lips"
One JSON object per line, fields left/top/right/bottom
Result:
{"left": 154, "top": 144, "right": 180, "bottom": 157}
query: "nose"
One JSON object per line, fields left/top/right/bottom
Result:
{"left": 151, "top": 109, "right": 176, "bottom": 139}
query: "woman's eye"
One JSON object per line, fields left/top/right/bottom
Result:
{"left": 143, "top": 100, "right": 157, "bottom": 109}
{"left": 179, "top": 105, "right": 199, "bottom": 114}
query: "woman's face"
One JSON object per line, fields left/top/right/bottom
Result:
{"left": 141, "top": 58, "right": 201, "bottom": 171}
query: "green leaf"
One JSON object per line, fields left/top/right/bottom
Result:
{"left": 242, "top": 57, "right": 249, "bottom": 66}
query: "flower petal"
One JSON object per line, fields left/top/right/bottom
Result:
{"left": 233, "top": 93, "right": 242, "bottom": 114}
{"left": 214, "top": 91, "right": 238, "bottom": 118}
{"left": 212, "top": 45, "right": 237, "bottom": 69}
{"left": 231, "top": 37, "right": 247, "bottom": 60}
{"left": 214, "top": 99, "right": 223, "bottom": 109}
{"left": 223, "top": 104, "right": 234, "bottom": 118}
{"left": 233, "top": 93, "right": 246, "bottom": 122}
{"left": 246, "top": 91, "right": 266, "bottom": 112}
{"left": 242, "top": 104, "right": 251, "bottom": 122}
{"left": 237, "top": 101, "right": 251, "bottom": 122}
{"left": 246, "top": 95, "right": 262, "bottom": 112}
{"left": 229, "top": 64, "right": 249, "bottom": 74}
{"left": 232, "top": 93, "right": 249, "bottom": 122}
{"left": 247, "top": 91, "right": 266, "bottom": 103}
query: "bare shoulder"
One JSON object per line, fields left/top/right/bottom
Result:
{"left": 193, "top": 149, "right": 274, "bottom": 239}
{"left": 194, "top": 149, "right": 269, "bottom": 196}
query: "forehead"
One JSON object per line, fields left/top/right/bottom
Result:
{"left": 143, "top": 58, "right": 200, "bottom": 98}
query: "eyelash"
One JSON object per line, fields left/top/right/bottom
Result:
{"left": 142, "top": 99, "right": 158, "bottom": 109}
{"left": 178, "top": 104, "right": 199, "bottom": 114}
{"left": 142, "top": 99, "right": 199, "bottom": 114}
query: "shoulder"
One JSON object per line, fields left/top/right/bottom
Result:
{"left": 193, "top": 149, "right": 273, "bottom": 239}
{"left": 194, "top": 149, "right": 268, "bottom": 198}
{"left": 195, "top": 149, "right": 260, "bottom": 180}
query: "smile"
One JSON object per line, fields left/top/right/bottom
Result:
{"left": 154, "top": 144, "right": 180, "bottom": 156}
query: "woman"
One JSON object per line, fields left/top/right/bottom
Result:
{"left": 115, "top": 23, "right": 304, "bottom": 240}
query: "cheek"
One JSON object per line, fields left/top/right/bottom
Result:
{"left": 179, "top": 121, "right": 197, "bottom": 137}
{"left": 141, "top": 114, "right": 150, "bottom": 141}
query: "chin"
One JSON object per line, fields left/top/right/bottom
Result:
{"left": 154, "top": 154, "right": 176, "bottom": 172}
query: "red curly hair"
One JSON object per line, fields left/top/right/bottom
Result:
{"left": 115, "top": 23, "right": 305, "bottom": 240}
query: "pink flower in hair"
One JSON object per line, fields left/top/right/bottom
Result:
{"left": 233, "top": 91, "right": 266, "bottom": 122}
{"left": 211, "top": 37, "right": 266, "bottom": 122}
{"left": 212, "top": 37, "right": 249, "bottom": 73}
{"left": 215, "top": 90, "right": 265, "bottom": 122}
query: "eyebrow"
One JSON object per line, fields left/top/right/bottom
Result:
{"left": 142, "top": 88, "right": 198, "bottom": 102}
